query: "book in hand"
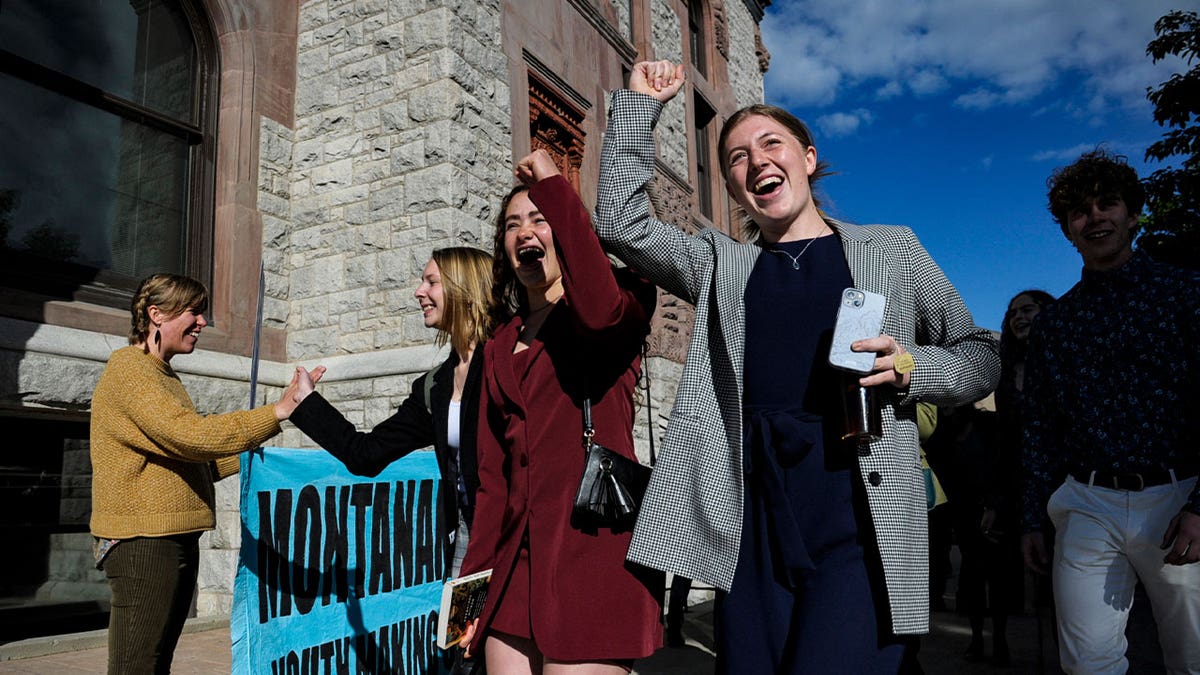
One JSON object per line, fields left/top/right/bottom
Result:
{"left": 437, "top": 568, "right": 493, "bottom": 649}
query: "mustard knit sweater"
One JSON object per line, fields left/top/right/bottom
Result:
{"left": 89, "top": 346, "right": 281, "bottom": 539}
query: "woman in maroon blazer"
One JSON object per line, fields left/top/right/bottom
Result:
{"left": 459, "top": 150, "right": 663, "bottom": 673}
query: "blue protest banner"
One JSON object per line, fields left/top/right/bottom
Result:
{"left": 232, "top": 446, "right": 446, "bottom": 674}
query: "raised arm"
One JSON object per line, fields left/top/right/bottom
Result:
{"left": 518, "top": 185, "right": 646, "bottom": 343}
{"left": 594, "top": 69, "right": 713, "bottom": 304}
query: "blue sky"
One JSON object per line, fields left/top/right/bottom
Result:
{"left": 761, "top": 0, "right": 1192, "bottom": 330}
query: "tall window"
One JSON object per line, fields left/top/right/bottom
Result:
{"left": 688, "top": 0, "right": 707, "bottom": 78}
{"left": 528, "top": 74, "right": 587, "bottom": 194}
{"left": 693, "top": 94, "right": 716, "bottom": 220}
{"left": 0, "top": 0, "right": 214, "bottom": 307}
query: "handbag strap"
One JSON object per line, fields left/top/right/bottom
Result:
{"left": 580, "top": 342, "right": 656, "bottom": 466}
{"left": 581, "top": 398, "right": 595, "bottom": 453}
{"left": 641, "top": 343, "right": 656, "bottom": 467}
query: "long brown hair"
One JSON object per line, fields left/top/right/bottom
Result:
{"left": 717, "top": 104, "right": 834, "bottom": 241}
{"left": 129, "top": 273, "right": 208, "bottom": 350}
{"left": 429, "top": 247, "right": 495, "bottom": 357}
{"left": 489, "top": 184, "right": 531, "bottom": 325}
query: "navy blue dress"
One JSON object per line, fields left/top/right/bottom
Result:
{"left": 715, "top": 234, "right": 907, "bottom": 674}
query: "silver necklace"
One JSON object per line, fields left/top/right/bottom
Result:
{"left": 767, "top": 228, "right": 827, "bottom": 270}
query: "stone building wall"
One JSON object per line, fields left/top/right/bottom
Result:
{"left": 727, "top": 0, "right": 768, "bottom": 109}
{"left": 607, "top": 0, "right": 634, "bottom": 42}
{"left": 651, "top": 0, "right": 689, "bottom": 181}
{"left": 286, "top": 0, "right": 510, "bottom": 365}
{"left": 0, "top": 0, "right": 770, "bottom": 626}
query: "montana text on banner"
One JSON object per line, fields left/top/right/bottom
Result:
{"left": 232, "top": 446, "right": 447, "bottom": 675}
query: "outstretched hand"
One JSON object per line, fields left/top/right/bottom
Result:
{"left": 274, "top": 365, "right": 327, "bottom": 420}
{"left": 629, "top": 60, "right": 685, "bottom": 103}
{"left": 515, "top": 149, "right": 561, "bottom": 186}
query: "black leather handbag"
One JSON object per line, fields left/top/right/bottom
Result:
{"left": 571, "top": 398, "right": 651, "bottom": 527}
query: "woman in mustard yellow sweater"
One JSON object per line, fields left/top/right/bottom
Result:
{"left": 90, "top": 273, "right": 310, "bottom": 674}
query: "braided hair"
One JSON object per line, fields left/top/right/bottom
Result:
{"left": 129, "top": 274, "right": 209, "bottom": 350}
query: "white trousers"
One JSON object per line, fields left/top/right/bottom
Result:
{"left": 1048, "top": 474, "right": 1200, "bottom": 674}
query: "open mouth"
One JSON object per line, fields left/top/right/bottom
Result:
{"left": 188, "top": 330, "right": 201, "bottom": 338}
{"left": 752, "top": 176, "right": 783, "bottom": 196}
{"left": 516, "top": 247, "right": 545, "bottom": 264}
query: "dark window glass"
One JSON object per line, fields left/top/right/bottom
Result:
{"left": 0, "top": 76, "right": 191, "bottom": 275}
{"left": 0, "top": 0, "right": 209, "bottom": 305}
{"left": 688, "top": 0, "right": 707, "bottom": 77}
{"left": 694, "top": 94, "right": 716, "bottom": 220}
{"left": 0, "top": 0, "right": 196, "bottom": 121}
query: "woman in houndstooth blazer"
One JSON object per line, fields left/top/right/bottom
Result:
{"left": 595, "top": 62, "right": 1000, "bottom": 673}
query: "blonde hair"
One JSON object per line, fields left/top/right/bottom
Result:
{"left": 129, "top": 273, "right": 209, "bottom": 348}
{"left": 430, "top": 247, "right": 495, "bottom": 357}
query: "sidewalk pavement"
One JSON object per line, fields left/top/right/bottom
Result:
{"left": 0, "top": 598, "right": 1061, "bottom": 674}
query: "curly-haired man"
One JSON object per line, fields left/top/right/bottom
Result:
{"left": 1021, "top": 149, "right": 1200, "bottom": 673}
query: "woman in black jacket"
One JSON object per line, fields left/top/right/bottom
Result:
{"left": 290, "top": 246, "right": 495, "bottom": 577}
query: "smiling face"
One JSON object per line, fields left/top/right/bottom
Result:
{"left": 1065, "top": 196, "right": 1137, "bottom": 271}
{"left": 152, "top": 306, "right": 207, "bottom": 362}
{"left": 413, "top": 258, "right": 445, "bottom": 329}
{"left": 721, "top": 114, "right": 819, "bottom": 240}
{"left": 503, "top": 190, "right": 562, "bottom": 296}
{"left": 1006, "top": 293, "right": 1043, "bottom": 343}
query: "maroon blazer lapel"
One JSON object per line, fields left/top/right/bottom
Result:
{"left": 491, "top": 314, "right": 555, "bottom": 414}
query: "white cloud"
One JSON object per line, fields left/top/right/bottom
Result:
{"left": 762, "top": 0, "right": 1188, "bottom": 114}
{"left": 1031, "top": 139, "right": 1155, "bottom": 165}
{"left": 1031, "top": 143, "right": 1105, "bottom": 163}
{"left": 815, "top": 109, "right": 875, "bottom": 137}
{"left": 875, "top": 81, "right": 904, "bottom": 99}
{"left": 909, "top": 70, "right": 949, "bottom": 96}
{"left": 954, "top": 88, "right": 1001, "bottom": 110}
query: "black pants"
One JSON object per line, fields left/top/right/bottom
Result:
{"left": 104, "top": 533, "right": 201, "bottom": 674}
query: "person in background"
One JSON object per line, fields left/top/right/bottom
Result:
{"left": 995, "top": 289, "right": 1056, "bottom": 633}
{"left": 1021, "top": 149, "right": 1200, "bottom": 673}
{"left": 594, "top": 61, "right": 999, "bottom": 673}
{"left": 995, "top": 290, "right": 1054, "bottom": 423}
{"left": 908, "top": 401, "right": 942, "bottom": 671}
{"left": 90, "top": 273, "right": 311, "bottom": 674}
{"left": 459, "top": 150, "right": 662, "bottom": 674}
{"left": 665, "top": 574, "right": 694, "bottom": 647}
{"left": 931, "top": 402, "right": 1020, "bottom": 667}
{"left": 919, "top": 402, "right": 951, "bottom": 615}
{"left": 289, "top": 246, "right": 495, "bottom": 578}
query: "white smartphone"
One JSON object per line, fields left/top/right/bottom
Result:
{"left": 828, "top": 288, "right": 887, "bottom": 375}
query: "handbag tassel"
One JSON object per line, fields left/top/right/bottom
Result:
{"left": 597, "top": 461, "right": 637, "bottom": 519}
